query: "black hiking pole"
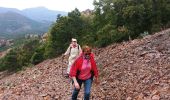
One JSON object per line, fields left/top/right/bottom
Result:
{"left": 61, "top": 55, "right": 65, "bottom": 77}
{"left": 61, "top": 55, "right": 69, "bottom": 78}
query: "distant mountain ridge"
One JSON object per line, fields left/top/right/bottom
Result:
{"left": 0, "top": 11, "right": 48, "bottom": 35}
{"left": 22, "top": 7, "right": 67, "bottom": 22}
{"left": 0, "top": 7, "right": 67, "bottom": 22}
{"left": 0, "top": 7, "right": 21, "bottom": 14}
{"left": 0, "top": 7, "right": 67, "bottom": 38}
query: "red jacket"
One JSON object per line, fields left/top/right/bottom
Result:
{"left": 69, "top": 53, "right": 98, "bottom": 79}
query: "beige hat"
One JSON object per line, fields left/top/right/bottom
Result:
{"left": 72, "top": 38, "right": 77, "bottom": 42}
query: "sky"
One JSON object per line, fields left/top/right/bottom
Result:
{"left": 0, "top": 0, "right": 94, "bottom": 12}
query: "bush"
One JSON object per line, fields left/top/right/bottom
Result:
{"left": 95, "top": 24, "right": 129, "bottom": 47}
{"left": 0, "top": 49, "right": 21, "bottom": 71}
{"left": 151, "top": 24, "right": 162, "bottom": 33}
{"left": 17, "top": 39, "right": 40, "bottom": 66}
{"left": 31, "top": 45, "right": 45, "bottom": 64}
{"left": 0, "top": 39, "right": 41, "bottom": 72}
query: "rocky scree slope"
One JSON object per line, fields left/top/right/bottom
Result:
{"left": 0, "top": 29, "right": 170, "bottom": 100}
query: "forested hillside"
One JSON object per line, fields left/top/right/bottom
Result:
{"left": 45, "top": 0, "right": 170, "bottom": 57}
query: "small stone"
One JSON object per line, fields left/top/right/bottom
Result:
{"left": 152, "top": 95, "right": 160, "bottom": 100}
{"left": 126, "top": 97, "right": 132, "bottom": 100}
{"left": 129, "top": 61, "right": 133, "bottom": 64}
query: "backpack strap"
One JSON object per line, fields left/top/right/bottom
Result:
{"left": 69, "top": 46, "right": 72, "bottom": 56}
{"left": 78, "top": 44, "right": 80, "bottom": 54}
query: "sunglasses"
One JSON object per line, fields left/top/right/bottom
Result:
{"left": 84, "top": 50, "right": 91, "bottom": 54}
{"left": 86, "top": 53, "right": 91, "bottom": 55}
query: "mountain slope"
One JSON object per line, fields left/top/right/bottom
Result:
{"left": 0, "top": 7, "right": 21, "bottom": 14}
{"left": 0, "top": 7, "right": 67, "bottom": 22}
{"left": 0, "top": 7, "right": 67, "bottom": 38}
{"left": 0, "top": 11, "right": 49, "bottom": 36}
{"left": 0, "top": 29, "right": 170, "bottom": 99}
{"left": 22, "top": 7, "right": 67, "bottom": 22}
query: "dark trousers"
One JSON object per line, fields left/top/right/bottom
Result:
{"left": 72, "top": 78, "right": 93, "bottom": 100}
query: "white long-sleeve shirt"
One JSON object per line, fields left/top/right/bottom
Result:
{"left": 64, "top": 44, "right": 82, "bottom": 73}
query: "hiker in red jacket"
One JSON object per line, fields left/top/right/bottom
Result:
{"left": 69, "top": 45, "right": 99, "bottom": 100}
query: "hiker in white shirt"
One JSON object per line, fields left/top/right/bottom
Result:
{"left": 63, "top": 38, "right": 82, "bottom": 75}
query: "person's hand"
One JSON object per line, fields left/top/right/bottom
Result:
{"left": 62, "top": 54, "right": 66, "bottom": 59}
{"left": 74, "top": 82, "right": 80, "bottom": 90}
{"left": 94, "top": 78, "right": 99, "bottom": 85}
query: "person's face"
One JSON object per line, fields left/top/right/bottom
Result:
{"left": 84, "top": 49, "right": 91, "bottom": 55}
{"left": 72, "top": 41, "right": 77, "bottom": 45}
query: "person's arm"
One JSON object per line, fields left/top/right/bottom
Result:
{"left": 64, "top": 45, "right": 71, "bottom": 55}
{"left": 72, "top": 77, "right": 80, "bottom": 89}
{"left": 69, "top": 56, "right": 81, "bottom": 86}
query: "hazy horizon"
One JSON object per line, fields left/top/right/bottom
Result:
{"left": 0, "top": 0, "right": 94, "bottom": 12}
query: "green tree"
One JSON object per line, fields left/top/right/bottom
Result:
{"left": 45, "top": 8, "right": 86, "bottom": 57}
{"left": 30, "top": 44, "right": 45, "bottom": 64}
{"left": 17, "top": 39, "right": 40, "bottom": 66}
{"left": 0, "top": 49, "right": 21, "bottom": 71}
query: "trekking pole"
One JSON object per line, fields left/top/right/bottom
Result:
{"left": 70, "top": 78, "right": 73, "bottom": 95}
{"left": 61, "top": 55, "right": 65, "bottom": 77}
